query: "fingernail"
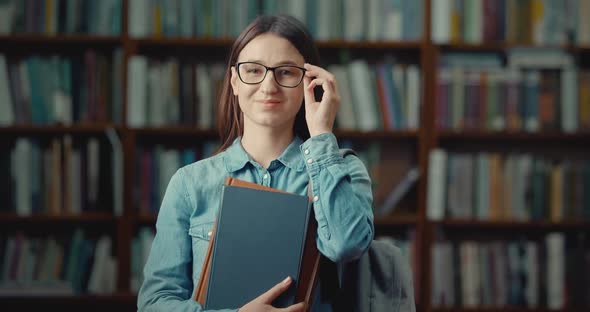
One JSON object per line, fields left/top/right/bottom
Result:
{"left": 283, "top": 276, "right": 291, "bottom": 284}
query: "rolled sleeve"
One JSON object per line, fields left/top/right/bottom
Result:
{"left": 300, "top": 133, "right": 375, "bottom": 263}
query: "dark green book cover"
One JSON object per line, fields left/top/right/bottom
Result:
{"left": 205, "top": 185, "right": 312, "bottom": 309}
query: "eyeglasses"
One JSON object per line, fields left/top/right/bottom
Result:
{"left": 235, "top": 62, "right": 306, "bottom": 88}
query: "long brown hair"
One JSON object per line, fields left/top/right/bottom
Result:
{"left": 216, "top": 15, "right": 321, "bottom": 153}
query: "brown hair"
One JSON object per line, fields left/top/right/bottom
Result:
{"left": 216, "top": 15, "right": 321, "bottom": 153}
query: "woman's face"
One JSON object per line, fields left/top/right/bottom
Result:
{"left": 230, "top": 33, "right": 305, "bottom": 133}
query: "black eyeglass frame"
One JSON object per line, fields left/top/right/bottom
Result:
{"left": 235, "top": 61, "right": 307, "bottom": 88}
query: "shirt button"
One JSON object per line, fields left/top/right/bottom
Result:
{"left": 263, "top": 173, "right": 268, "bottom": 179}
{"left": 207, "top": 231, "right": 212, "bottom": 237}
{"left": 307, "top": 158, "right": 314, "bottom": 164}
{"left": 313, "top": 196, "right": 319, "bottom": 202}
{"left": 304, "top": 149, "right": 310, "bottom": 155}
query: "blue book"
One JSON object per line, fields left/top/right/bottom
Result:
{"left": 202, "top": 179, "right": 315, "bottom": 310}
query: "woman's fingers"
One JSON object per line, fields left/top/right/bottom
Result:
{"left": 257, "top": 276, "right": 292, "bottom": 304}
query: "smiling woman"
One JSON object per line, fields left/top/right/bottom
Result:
{"left": 137, "top": 15, "right": 375, "bottom": 312}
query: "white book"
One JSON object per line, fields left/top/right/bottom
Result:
{"left": 148, "top": 63, "right": 164, "bottom": 126}
{"left": 196, "top": 64, "right": 212, "bottom": 129}
{"left": 165, "top": 60, "right": 180, "bottom": 124}
{"left": 88, "top": 235, "right": 112, "bottom": 294}
{"left": 561, "top": 66, "right": 578, "bottom": 133}
{"left": 0, "top": 1, "right": 16, "bottom": 34}
{"left": 348, "top": 60, "right": 379, "bottom": 131}
{"left": 464, "top": 0, "right": 482, "bottom": 44}
{"left": 431, "top": 0, "right": 451, "bottom": 44}
{"left": 127, "top": 56, "right": 148, "bottom": 127}
{"left": 344, "top": 0, "right": 364, "bottom": 40}
{"left": 427, "top": 149, "right": 447, "bottom": 221}
{"left": 328, "top": 64, "right": 356, "bottom": 129}
{"left": 0, "top": 54, "right": 15, "bottom": 125}
{"left": 159, "top": 149, "right": 180, "bottom": 201}
{"left": 316, "top": 0, "right": 332, "bottom": 40}
{"left": 382, "top": 0, "right": 402, "bottom": 41}
{"left": 406, "top": 65, "right": 420, "bottom": 129}
{"left": 287, "top": 0, "right": 306, "bottom": 25}
{"left": 128, "top": 0, "right": 149, "bottom": 38}
{"left": 366, "top": 0, "right": 380, "bottom": 41}
{"left": 546, "top": 232, "right": 565, "bottom": 310}
{"left": 106, "top": 128, "right": 123, "bottom": 217}
{"left": 12, "top": 139, "right": 32, "bottom": 216}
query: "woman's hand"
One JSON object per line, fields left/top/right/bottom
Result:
{"left": 303, "top": 63, "right": 341, "bottom": 137}
{"left": 239, "top": 276, "right": 306, "bottom": 312}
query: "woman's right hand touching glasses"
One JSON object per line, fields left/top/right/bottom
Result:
{"left": 238, "top": 276, "right": 306, "bottom": 312}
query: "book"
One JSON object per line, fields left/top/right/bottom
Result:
{"left": 196, "top": 177, "right": 319, "bottom": 311}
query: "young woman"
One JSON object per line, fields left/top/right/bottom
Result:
{"left": 137, "top": 15, "right": 375, "bottom": 312}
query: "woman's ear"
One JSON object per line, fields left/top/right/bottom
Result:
{"left": 230, "top": 66, "right": 238, "bottom": 96}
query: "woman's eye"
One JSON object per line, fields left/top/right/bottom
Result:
{"left": 279, "top": 69, "right": 294, "bottom": 76}
{"left": 247, "top": 68, "right": 261, "bottom": 74}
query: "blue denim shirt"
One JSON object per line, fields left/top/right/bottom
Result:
{"left": 137, "top": 132, "right": 375, "bottom": 311}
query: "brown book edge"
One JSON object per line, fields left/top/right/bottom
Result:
{"left": 195, "top": 177, "right": 320, "bottom": 312}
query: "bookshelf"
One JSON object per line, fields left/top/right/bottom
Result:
{"left": 0, "top": 0, "right": 589, "bottom": 311}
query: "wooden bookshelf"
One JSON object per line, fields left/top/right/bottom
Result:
{"left": 1, "top": 0, "right": 589, "bottom": 311}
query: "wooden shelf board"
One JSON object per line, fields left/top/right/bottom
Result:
{"left": 133, "top": 37, "right": 422, "bottom": 50}
{"left": 437, "top": 130, "right": 590, "bottom": 143}
{"left": 437, "top": 42, "right": 573, "bottom": 51}
{"left": 0, "top": 124, "right": 120, "bottom": 135}
{"left": 432, "top": 307, "right": 569, "bottom": 312}
{"left": 0, "top": 35, "right": 122, "bottom": 45}
{"left": 316, "top": 40, "right": 422, "bottom": 49}
{"left": 335, "top": 129, "right": 419, "bottom": 140}
{"left": 433, "top": 219, "right": 590, "bottom": 231}
{"left": 131, "top": 127, "right": 218, "bottom": 137}
{"left": 0, "top": 213, "right": 117, "bottom": 223}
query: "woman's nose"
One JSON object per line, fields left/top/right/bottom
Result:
{"left": 259, "top": 70, "right": 279, "bottom": 93}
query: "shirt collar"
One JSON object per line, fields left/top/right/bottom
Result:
{"left": 223, "top": 136, "right": 305, "bottom": 173}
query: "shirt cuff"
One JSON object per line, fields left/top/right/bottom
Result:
{"left": 300, "top": 132, "right": 341, "bottom": 174}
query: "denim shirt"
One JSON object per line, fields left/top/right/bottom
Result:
{"left": 137, "top": 132, "right": 375, "bottom": 311}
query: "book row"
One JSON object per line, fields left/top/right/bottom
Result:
{"left": 2, "top": 133, "right": 123, "bottom": 216}
{"left": 128, "top": 0, "right": 422, "bottom": 41}
{"left": 0, "top": 52, "right": 124, "bottom": 126}
{"left": 431, "top": 232, "right": 590, "bottom": 309}
{"left": 427, "top": 150, "right": 590, "bottom": 222}
{"left": 436, "top": 51, "right": 590, "bottom": 132}
{"left": 432, "top": 0, "right": 590, "bottom": 45}
{"left": 0, "top": 0, "right": 122, "bottom": 36}
{"left": 0, "top": 229, "right": 117, "bottom": 296}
